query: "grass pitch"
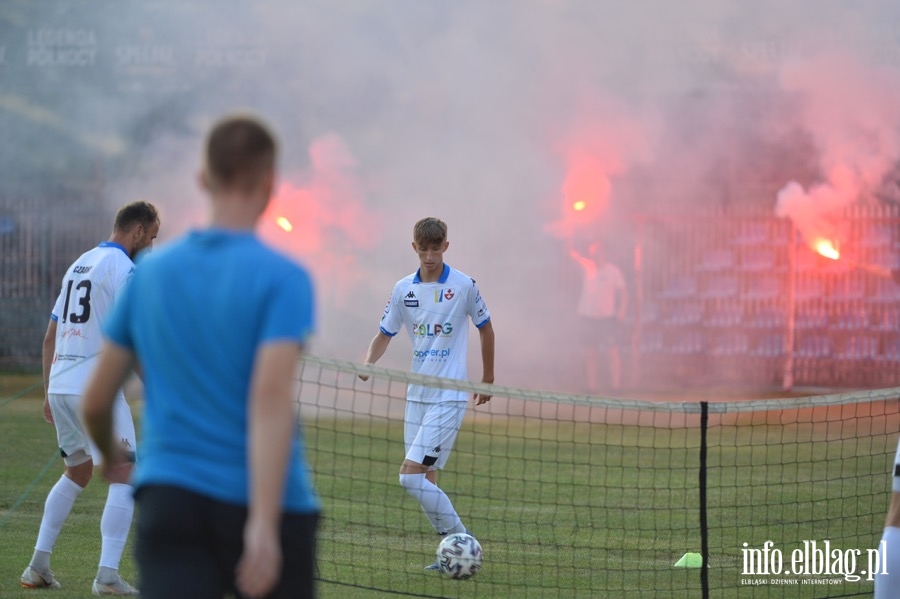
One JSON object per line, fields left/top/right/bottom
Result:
{"left": 0, "top": 373, "right": 893, "bottom": 598}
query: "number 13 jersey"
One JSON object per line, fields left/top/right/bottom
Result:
{"left": 48, "top": 241, "right": 135, "bottom": 397}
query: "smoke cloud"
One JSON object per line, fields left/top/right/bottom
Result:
{"left": 3, "top": 0, "right": 900, "bottom": 390}
{"left": 776, "top": 52, "right": 900, "bottom": 250}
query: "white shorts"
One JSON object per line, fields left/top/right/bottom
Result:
{"left": 404, "top": 400, "right": 467, "bottom": 471}
{"left": 49, "top": 393, "right": 136, "bottom": 467}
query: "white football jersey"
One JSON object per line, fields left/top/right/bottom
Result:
{"left": 380, "top": 264, "right": 490, "bottom": 402}
{"left": 48, "top": 242, "right": 134, "bottom": 397}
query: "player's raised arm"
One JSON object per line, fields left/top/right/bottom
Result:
{"left": 860, "top": 264, "right": 900, "bottom": 281}
{"left": 569, "top": 246, "right": 595, "bottom": 274}
{"left": 841, "top": 259, "right": 896, "bottom": 280}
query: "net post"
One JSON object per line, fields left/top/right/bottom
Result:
{"left": 699, "top": 400, "right": 709, "bottom": 599}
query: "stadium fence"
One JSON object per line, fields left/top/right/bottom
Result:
{"left": 0, "top": 191, "right": 107, "bottom": 368}
{"left": 630, "top": 203, "right": 900, "bottom": 390}
{"left": 5, "top": 199, "right": 900, "bottom": 391}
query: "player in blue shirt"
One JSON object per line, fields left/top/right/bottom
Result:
{"left": 83, "top": 114, "right": 319, "bottom": 599}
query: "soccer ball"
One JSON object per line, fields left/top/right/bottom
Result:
{"left": 436, "top": 532, "right": 483, "bottom": 580}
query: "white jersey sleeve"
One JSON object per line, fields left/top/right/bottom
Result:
{"left": 379, "top": 283, "right": 405, "bottom": 337}
{"left": 467, "top": 278, "right": 491, "bottom": 328}
{"left": 51, "top": 284, "right": 67, "bottom": 323}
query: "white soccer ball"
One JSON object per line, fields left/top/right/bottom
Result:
{"left": 436, "top": 532, "right": 483, "bottom": 580}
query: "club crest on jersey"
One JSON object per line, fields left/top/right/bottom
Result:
{"left": 434, "top": 288, "right": 454, "bottom": 302}
{"left": 404, "top": 290, "right": 419, "bottom": 307}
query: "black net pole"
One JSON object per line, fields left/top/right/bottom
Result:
{"left": 699, "top": 400, "right": 709, "bottom": 599}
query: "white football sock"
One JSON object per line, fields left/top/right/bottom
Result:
{"left": 399, "top": 473, "right": 466, "bottom": 535}
{"left": 875, "top": 526, "right": 900, "bottom": 598}
{"left": 97, "top": 483, "right": 134, "bottom": 574}
{"left": 32, "top": 474, "right": 84, "bottom": 570}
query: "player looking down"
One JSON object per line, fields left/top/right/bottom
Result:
{"left": 361, "top": 216, "right": 495, "bottom": 571}
{"left": 21, "top": 200, "right": 159, "bottom": 595}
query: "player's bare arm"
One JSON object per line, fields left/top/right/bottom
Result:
{"left": 82, "top": 342, "right": 136, "bottom": 484}
{"left": 41, "top": 319, "right": 57, "bottom": 424}
{"left": 569, "top": 248, "right": 596, "bottom": 276}
{"left": 475, "top": 320, "right": 495, "bottom": 405}
{"left": 360, "top": 331, "right": 392, "bottom": 381}
{"left": 842, "top": 260, "right": 895, "bottom": 280}
{"left": 236, "top": 341, "right": 302, "bottom": 599}
{"left": 860, "top": 264, "right": 893, "bottom": 278}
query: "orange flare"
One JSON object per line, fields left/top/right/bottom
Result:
{"left": 815, "top": 239, "right": 839, "bottom": 260}
{"left": 276, "top": 216, "right": 293, "bottom": 232}
{"left": 572, "top": 200, "right": 586, "bottom": 212}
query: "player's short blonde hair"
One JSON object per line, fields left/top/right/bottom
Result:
{"left": 413, "top": 217, "right": 447, "bottom": 247}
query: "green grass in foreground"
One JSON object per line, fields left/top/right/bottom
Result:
{"left": 1, "top": 373, "right": 894, "bottom": 598}
{"left": 0, "top": 377, "right": 139, "bottom": 599}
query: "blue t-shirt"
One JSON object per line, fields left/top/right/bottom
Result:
{"left": 104, "top": 229, "right": 318, "bottom": 514}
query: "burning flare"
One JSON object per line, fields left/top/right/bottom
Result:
{"left": 572, "top": 200, "right": 586, "bottom": 212}
{"left": 276, "top": 216, "right": 293, "bottom": 233}
{"left": 815, "top": 239, "right": 839, "bottom": 260}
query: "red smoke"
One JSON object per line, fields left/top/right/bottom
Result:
{"left": 775, "top": 53, "right": 900, "bottom": 251}
{"left": 257, "top": 133, "right": 380, "bottom": 306}
{"left": 544, "top": 150, "right": 613, "bottom": 241}
{"left": 543, "top": 94, "right": 656, "bottom": 242}
{"left": 562, "top": 151, "right": 612, "bottom": 221}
